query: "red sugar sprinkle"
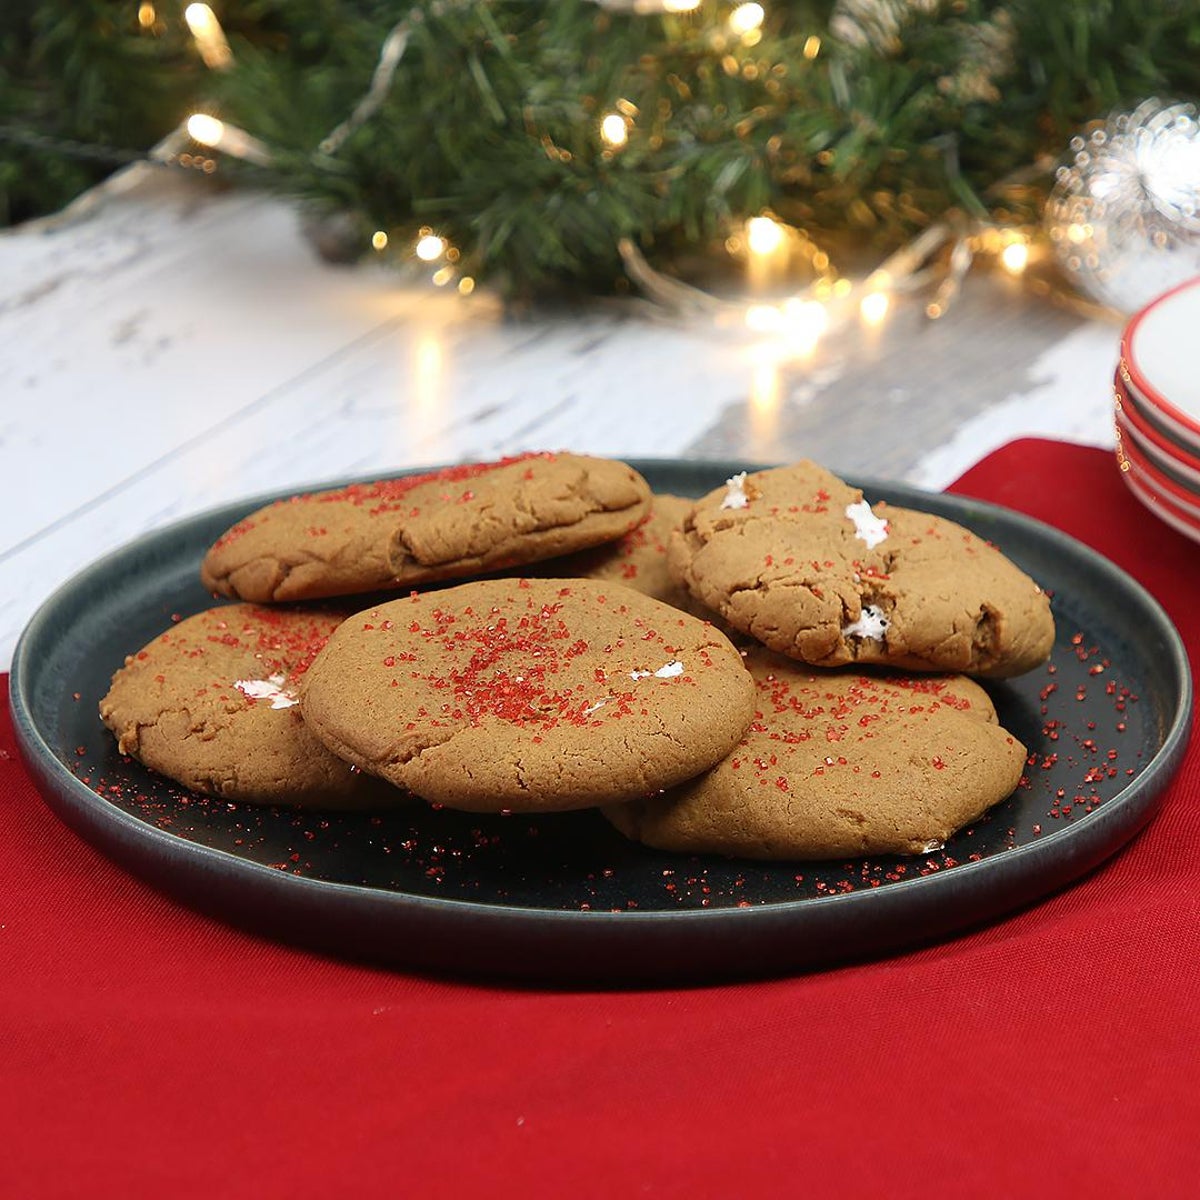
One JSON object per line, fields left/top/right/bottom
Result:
{"left": 409, "top": 599, "right": 637, "bottom": 728}
{"left": 311, "top": 454, "right": 548, "bottom": 516}
{"left": 199, "top": 606, "right": 334, "bottom": 681}
{"left": 211, "top": 518, "right": 257, "bottom": 550}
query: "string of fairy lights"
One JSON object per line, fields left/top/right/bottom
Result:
{"left": 59, "top": 2, "right": 1064, "bottom": 354}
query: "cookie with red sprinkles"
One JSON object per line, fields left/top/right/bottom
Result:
{"left": 668, "top": 461, "right": 1055, "bottom": 678}
{"left": 100, "top": 605, "right": 405, "bottom": 808}
{"left": 605, "top": 647, "right": 1026, "bottom": 859}
{"left": 530, "top": 493, "right": 699, "bottom": 609}
{"left": 298, "top": 578, "right": 756, "bottom": 812}
{"left": 200, "top": 453, "right": 652, "bottom": 603}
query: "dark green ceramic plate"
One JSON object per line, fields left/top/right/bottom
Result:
{"left": 10, "top": 461, "right": 1192, "bottom": 984}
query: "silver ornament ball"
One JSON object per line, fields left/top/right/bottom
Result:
{"left": 1045, "top": 98, "right": 1200, "bottom": 314}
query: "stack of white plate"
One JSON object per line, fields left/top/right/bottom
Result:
{"left": 1114, "top": 277, "right": 1200, "bottom": 544}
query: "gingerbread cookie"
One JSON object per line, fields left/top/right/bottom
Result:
{"left": 532, "top": 493, "right": 697, "bottom": 608}
{"left": 201, "top": 453, "right": 652, "bottom": 603}
{"left": 99, "top": 604, "right": 404, "bottom": 808}
{"left": 299, "top": 577, "right": 756, "bottom": 812}
{"left": 605, "top": 647, "right": 1026, "bottom": 859}
{"left": 667, "top": 462, "right": 1054, "bottom": 678}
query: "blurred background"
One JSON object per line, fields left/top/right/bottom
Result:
{"left": 6, "top": 0, "right": 1200, "bottom": 303}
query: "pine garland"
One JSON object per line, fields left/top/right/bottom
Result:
{"left": 4, "top": 1, "right": 1200, "bottom": 298}
{"left": 0, "top": 1, "right": 199, "bottom": 224}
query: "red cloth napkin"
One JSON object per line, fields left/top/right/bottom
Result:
{"left": 3, "top": 439, "right": 1197, "bottom": 1198}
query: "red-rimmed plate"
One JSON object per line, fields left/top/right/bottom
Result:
{"left": 1121, "top": 277, "right": 1200, "bottom": 454}
{"left": 1116, "top": 427, "right": 1200, "bottom": 545}
{"left": 1114, "top": 374, "right": 1200, "bottom": 493}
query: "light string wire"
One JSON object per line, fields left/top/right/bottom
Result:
{"left": 0, "top": 126, "right": 191, "bottom": 237}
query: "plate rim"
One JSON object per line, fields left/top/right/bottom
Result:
{"left": 9, "top": 458, "right": 1195, "bottom": 981}
{"left": 1122, "top": 276, "right": 1200, "bottom": 442}
{"left": 1115, "top": 405, "right": 1200, "bottom": 494}
{"left": 1118, "top": 456, "right": 1200, "bottom": 547}
{"left": 1116, "top": 421, "right": 1200, "bottom": 520}
{"left": 1114, "top": 374, "right": 1200, "bottom": 481}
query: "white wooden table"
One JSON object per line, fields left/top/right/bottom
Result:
{"left": 0, "top": 171, "right": 1122, "bottom": 670}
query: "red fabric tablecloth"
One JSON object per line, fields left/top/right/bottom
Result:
{"left": 3, "top": 439, "right": 1197, "bottom": 1198}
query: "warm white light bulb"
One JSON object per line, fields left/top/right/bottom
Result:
{"left": 729, "top": 3, "right": 765, "bottom": 36}
{"left": 137, "top": 3, "right": 157, "bottom": 30}
{"left": 371, "top": 230, "right": 389, "bottom": 251}
{"left": 185, "top": 113, "right": 271, "bottom": 164}
{"left": 186, "top": 113, "right": 225, "bottom": 148}
{"left": 415, "top": 234, "right": 446, "bottom": 262}
{"left": 747, "top": 216, "right": 784, "bottom": 257}
{"left": 184, "top": 3, "right": 233, "bottom": 69}
{"left": 860, "top": 290, "right": 890, "bottom": 326}
{"left": 600, "top": 114, "right": 629, "bottom": 147}
{"left": 1000, "top": 240, "right": 1029, "bottom": 275}
{"left": 663, "top": 0, "right": 701, "bottom": 11}
{"left": 184, "top": 3, "right": 215, "bottom": 30}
